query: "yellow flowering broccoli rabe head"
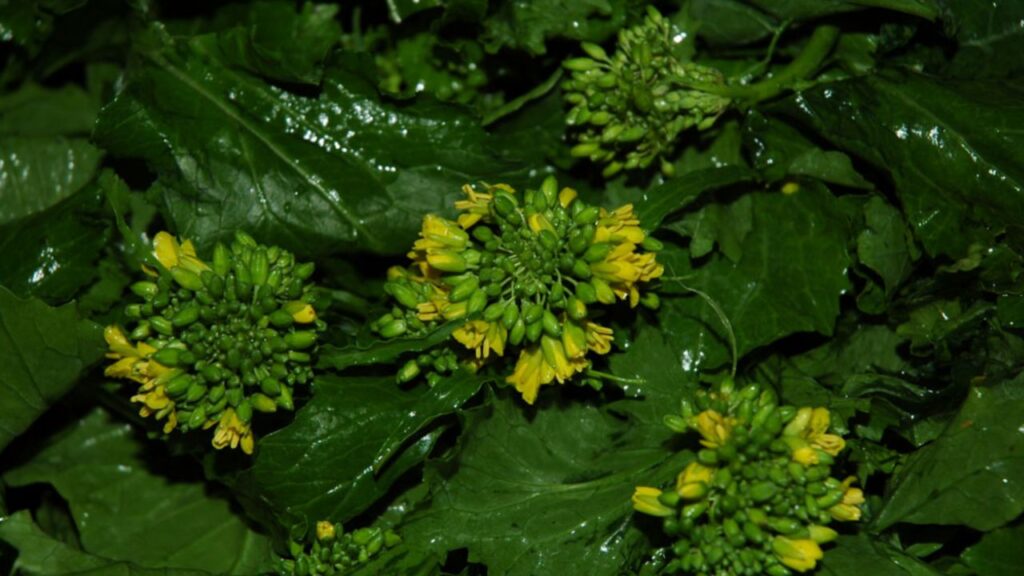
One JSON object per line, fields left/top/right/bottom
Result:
{"left": 376, "top": 177, "right": 663, "bottom": 404}
{"left": 104, "top": 230, "right": 322, "bottom": 455}
{"left": 631, "top": 380, "right": 863, "bottom": 575}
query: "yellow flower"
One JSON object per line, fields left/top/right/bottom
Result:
{"left": 772, "top": 536, "right": 823, "bottom": 572}
{"left": 506, "top": 337, "right": 587, "bottom": 404}
{"left": 130, "top": 386, "right": 178, "bottom": 434}
{"left": 694, "top": 409, "right": 733, "bottom": 449}
{"left": 210, "top": 407, "right": 255, "bottom": 455}
{"left": 558, "top": 187, "right": 577, "bottom": 208}
{"left": 540, "top": 334, "right": 588, "bottom": 383}
{"left": 453, "top": 320, "right": 507, "bottom": 359}
{"left": 527, "top": 212, "right": 554, "bottom": 234}
{"left": 631, "top": 486, "right": 674, "bottom": 517}
{"left": 585, "top": 322, "right": 614, "bottom": 354}
{"left": 792, "top": 445, "right": 820, "bottom": 466}
{"left": 590, "top": 242, "right": 664, "bottom": 307}
{"left": 562, "top": 320, "right": 588, "bottom": 359}
{"left": 285, "top": 301, "right": 317, "bottom": 323}
{"left": 414, "top": 284, "right": 450, "bottom": 322}
{"left": 413, "top": 214, "right": 469, "bottom": 252}
{"left": 507, "top": 346, "right": 550, "bottom": 404}
{"left": 593, "top": 204, "right": 645, "bottom": 244}
{"left": 785, "top": 407, "right": 845, "bottom": 456}
{"left": 153, "top": 231, "right": 208, "bottom": 273}
{"left": 675, "top": 462, "right": 714, "bottom": 500}
{"left": 454, "top": 184, "right": 495, "bottom": 229}
{"left": 316, "top": 521, "right": 336, "bottom": 541}
{"left": 830, "top": 477, "right": 865, "bottom": 522}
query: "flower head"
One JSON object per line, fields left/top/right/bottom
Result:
{"left": 631, "top": 381, "right": 861, "bottom": 575}
{"left": 376, "top": 176, "right": 661, "bottom": 403}
{"left": 562, "top": 7, "right": 731, "bottom": 177}
{"left": 104, "top": 231, "right": 322, "bottom": 455}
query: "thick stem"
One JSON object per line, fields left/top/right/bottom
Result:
{"left": 684, "top": 25, "right": 840, "bottom": 103}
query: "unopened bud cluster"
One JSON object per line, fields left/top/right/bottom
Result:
{"left": 104, "top": 231, "right": 323, "bottom": 454}
{"left": 633, "top": 381, "right": 864, "bottom": 575}
{"left": 373, "top": 177, "right": 663, "bottom": 404}
{"left": 563, "top": 6, "right": 731, "bottom": 177}
{"left": 276, "top": 520, "right": 401, "bottom": 575}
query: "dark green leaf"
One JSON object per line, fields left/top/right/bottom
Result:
{"left": 857, "top": 196, "right": 919, "bottom": 295}
{"left": 0, "top": 286, "right": 103, "bottom": 453}
{"left": 404, "top": 392, "right": 691, "bottom": 576}
{"left": 962, "top": 522, "right": 1024, "bottom": 576}
{"left": 788, "top": 149, "right": 872, "bottom": 189}
{"left": 0, "top": 511, "right": 209, "bottom": 576}
{"left": 660, "top": 184, "right": 854, "bottom": 371}
{"left": 93, "top": 32, "right": 523, "bottom": 257}
{"left": 749, "top": 0, "right": 937, "bottom": 21}
{"left": 3, "top": 409, "right": 275, "bottom": 574}
{"left": 213, "top": 1, "right": 342, "bottom": 85}
{"left": 0, "top": 183, "right": 111, "bottom": 304}
{"left": 482, "top": 0, "right": 631, "bottom": 55}
{"left": 942, "top": 0, "right": 1024, "bottom": 79}
{"left": 222, "top": 373, "right": 485, "bottom": 535}
{"left": 819, "top": 535, "right": 941, "bottom": 576}
{"left": 774, "top": 73, "right": 1024, "bottom": 258}
{"left": 874, "top": 373, "right": 1024, "bottom": 531}
{"left": 0, "top": 83, "right": 98, "bottom": 136}
{"left": 317, "top": 323, "right": 459, "bottom": 372}
{"left": 690, "top": 0, "right": 776, "bottom": 46}
{"left": 0, "top": 136, "right": 102, "bottom": 225}
{"left": 636, "top": 165, "right": 757, "bottom": 230}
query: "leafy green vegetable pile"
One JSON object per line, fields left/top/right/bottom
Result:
{"left": 1, "top": 1, "right": 1023, "bottom": 575}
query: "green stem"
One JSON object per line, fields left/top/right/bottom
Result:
{"left": 586, "top": 369, "right": 645, "bottom": 386}
{"left": 682, "top": 24, "right": 839, "bottom": 103}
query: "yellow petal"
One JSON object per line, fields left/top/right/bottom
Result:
{"left": 153, "top": 231, "right": 180, "bottom": 269}
{"left": 631, "top": 486, "right": 674, "bottom": 517}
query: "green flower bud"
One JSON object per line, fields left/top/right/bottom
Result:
{"left": 248, "top": 393, "right": 275, "bottom": 413}
{"left": 285, "top": 330, "right": 319, "bottom": 349}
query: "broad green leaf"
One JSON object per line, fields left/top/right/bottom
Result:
{"left": 221, "top": 373, "right": 485, "bottom": 536}
{"left": 212, "top": 1, "right": 342, "bottom": 85}
{"left": 0, "top": 183, "right": 111, "bottom": 304}
{"left": 942, "top": 0, "right": 1024, "bottom": 78}
{"left": 857, "top": 196, "right": 919, "bottom": 295}
{"left": 744, "top": 112, "right": 870, "bottom": 188}
{"left": 3, "top": 409, "right": 275, "bottom": 574}
{"left": 404, "top": 392, "right": 692, "bottom": 576}
{"left": 666, "top": 192, "right": 753, "bottom": 261}
{"left": 94, "top": 29, "right": 523, "bottom": 257}
{"left": 819, "top": 535, "right": 941, "bottom": 576}
{"left": 874, "top": 373, "right": 1024, "bottom": 531}
{"left": 774, "top": 72, "right": 1024, "bottom": 258}
{"left": 659, "top": 184, "right": 854, "bottom": 372}
{"left": 317, "top": 323, "right": 459, "bottom": 372}
{"left": 636, "top": 165, "right": 756, "bottom": 230}
{"left": 749, "top": 0, "right": 937, "bottom": 20}
{"left": 690, "top": 0, "right": 776, "bottom": 46}
{"left": 0, "top": 287, "right": 103, "bottom": 453}
{"left": 0, "top": 83, "right": 98, "bottom": 136}
{"left": 481, "top": 0, "right": 630, "bottom": 55}
{"left": 0, "top": 136, "right": 103, "bottom": 225}
{"left": 0, "top": 511, "right": 210, "bottom": 576}
{"left": 962, "top": 522, "right": 1024, "bottom": 576}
